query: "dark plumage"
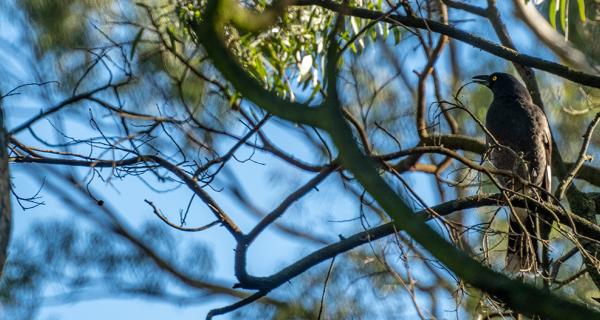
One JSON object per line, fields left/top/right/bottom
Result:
{"left": 473, "top": 72, "right": 552, "bottom": 273}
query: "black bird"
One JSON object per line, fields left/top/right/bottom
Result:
{"left": 473, "top": 72, "right": 552, "bottom": 273}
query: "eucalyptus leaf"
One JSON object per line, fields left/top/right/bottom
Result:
{"left": 576, "top": 0, "right": 586, "bottom": 22}
{"left": 559, "top": 0, "right": 567, "bottom": 33}
{"left": 549, "top": 0, "right": 557, "bottom": 28}
{"left": 130, "top": 28, "right": 144, "bottom": 60}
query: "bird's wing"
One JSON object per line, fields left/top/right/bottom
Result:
{"left": 541, "top": 111, "right": 552, "bottom": 194}
{"left": 534, "top": 105, "right": 552, "bottom": 195}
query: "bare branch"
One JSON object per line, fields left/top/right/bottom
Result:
{"left": 556, "top": 112, "right": 600, "bottom": 199}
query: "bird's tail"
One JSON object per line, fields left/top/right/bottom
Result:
{"left": 506, "top": 207, "right": 540, "bottom": 273}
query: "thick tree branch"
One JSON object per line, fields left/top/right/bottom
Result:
{"left": 293, "top": 0, "right": 600, "bottom": 88}
{"left": 234, "top": 165, "right": 336, "bottom": 287}
{"left": 187, "top": 6, "right": 324, "bottom": 126}
{"left": 442, "top": 0, "right": 487, "bottom": 17}
{"left": 204, "top": 192, "right": 600, "bottom": 315}
{"left": 195, "top": 0, "right": 600, "bottom": 316}
{"left": 206, "top": 290, "right": 270, "bottom": 319}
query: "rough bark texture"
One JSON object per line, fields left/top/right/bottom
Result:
{"left": 0, "top": 105, "right": 11, "bottom": 277}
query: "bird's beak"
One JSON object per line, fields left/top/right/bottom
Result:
{"left": 472, "top": 75, "right": 491, "bottom": 86}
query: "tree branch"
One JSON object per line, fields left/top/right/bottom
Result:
{"left": 512, "top": 0, "right": 595, "bottom": 71}
{"left": 293, "top": 0, "right": 600, "bottom": 88}
{"left": 203, "top": 192, "right": 600, "bottom": 316}
{"left": 556, "top": 112, "right": 600, "bottom": 199}
{"left": 9, "top": 79, "right": 131, "bottom": 135}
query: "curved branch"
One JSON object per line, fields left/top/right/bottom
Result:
{"left": 234, "top": 165, "right": 336, "bottom": 286}
{"left": 205, "top": 192, "right": 600, "bottom": 315}
{"left": 293, "top": 0, "right": 600, "bottom": 88}
{"left": 11, "top": 153, "right": 243, "bottom": 238}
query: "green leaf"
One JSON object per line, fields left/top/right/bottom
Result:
{"left": 129, "top": 28, "right": 144, "bottom": 60}
{"left": 549, "top": 0, "right": 557, "bottom": 28}
{"left": 229, "top": 92, "right": 240, "bottom": 109}
{"left": 559, "top": 0, "right": 567, "bottom": 32}
{"left": 393, "top": 27, "right": 401, "bottom": 45}
{"left": 350, "top": 42, "right": 357, "bottom": 54}
{"left": 577, "top": 0, "right": 586, "bottom": 22}
{"left": 305, "top": 83, "right": 321, "bottom": 104}
{"left": 301, "top": 75, "right": 311, "bottom": 90}
{"left": 167, "top": 26, "right": 177, "bottom": 50}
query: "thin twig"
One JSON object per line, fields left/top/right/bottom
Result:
{"left": 317, "top": 256, "right": 336, "bottom": 320}
{"left": 144, "top": 199, "right": 220, "bottom": 232}
{"left": 556, "top": 112, "right": 600, "bottom": 199}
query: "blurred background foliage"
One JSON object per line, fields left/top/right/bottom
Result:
{"left": 1, "top": 0, "right": 599, "bottom": 319}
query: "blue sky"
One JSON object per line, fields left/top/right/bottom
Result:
{"left": 7, "top": 125, "right": 438, "bottom": 320}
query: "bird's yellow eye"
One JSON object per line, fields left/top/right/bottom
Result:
{"left": 492, "top": 75, "right": 498, "bottom": 81}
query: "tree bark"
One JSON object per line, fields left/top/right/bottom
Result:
{"left": 0, "top": 104, "right": 11, "bottom": 277}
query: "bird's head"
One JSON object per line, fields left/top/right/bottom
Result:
{"left": 472, "top": 72, "right": 531, "bottom": 100}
